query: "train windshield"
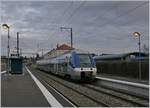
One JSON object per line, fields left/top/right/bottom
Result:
{"left": 78, "top": 54, "right": 92, "bottom": 67}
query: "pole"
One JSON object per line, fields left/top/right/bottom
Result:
{"left": 70, "top": 28, "right": 73, "bottom": 48}
{"left": 60, "top": 27, "right": 73, "bottom": 48}
{"left": 20, "top": 48, "right": 22, "bottom": 56}
{"left": 138, "top": 35, "right": 141, "bottom": 80}
{"left": 17, "top": 32, "right": 19, "bottom": 56}
{"left": 132, "top": 32, "right": 142, "bottom": 80}
{"left": 7, "top": 28, "right": 10, "bottom": 73}
{"left": 42, "top": 49, "right": 43, "bottom": 57}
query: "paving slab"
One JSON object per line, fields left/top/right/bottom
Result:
{"left": 1, "top": 67, "right": 50, "bottom": 107}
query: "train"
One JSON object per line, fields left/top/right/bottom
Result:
{"left": 36, "top": 49, "right": 97, "bottom": 81}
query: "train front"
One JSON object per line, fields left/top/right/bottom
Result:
{"left": 70, "top": 51, "right": 97, "bottom": 81}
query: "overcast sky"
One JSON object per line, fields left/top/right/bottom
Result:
{"left": 1, "top": 1, "right": 149, "bottom": 56}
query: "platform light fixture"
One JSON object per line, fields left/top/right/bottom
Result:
{"left": 133, "top": 32, "right": 141, "bottom": 38}
{"left": 132, "top": 31, "right": 141, "bottom": 80}
{"left": 2, "top": 24, "right": 10, "bottom": 74}
{"left": 2, "top": 24, "right": 10, "bottom": 29}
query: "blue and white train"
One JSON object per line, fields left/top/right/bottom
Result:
{"left": 36, "top": 49, "right": 97, "bottom": 81}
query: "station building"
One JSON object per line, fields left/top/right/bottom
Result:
{"left": 43, "top": 44, "right": 74, "bottom": 59}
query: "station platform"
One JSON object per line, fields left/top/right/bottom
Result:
{"left": 1, "top": 67, "right": 50, "bottom": 107}
{"left": 97, "top": 74, "right": 149, "bottom": 85}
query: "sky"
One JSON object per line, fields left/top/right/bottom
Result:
{"left": 1, "top": 0, "right": 149, "bottom": 56}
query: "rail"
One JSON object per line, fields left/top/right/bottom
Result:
{"left": 96, "top": 77, "right": 149, "bottom": 98}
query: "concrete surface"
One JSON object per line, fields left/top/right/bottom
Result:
{"left": 1, "top": 67, "right": 50, "bottom": 107}
{"left": 97, "top": 74, "right": 149, "bottom": 85}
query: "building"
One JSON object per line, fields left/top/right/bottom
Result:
{"left": 94, "top": 52, "right": 149, "bottom": 62}
{"left": 43, "top": 44, "right": 74, "bottom": 59}
{"left": 1, "top": 56, "right": 7, "bottom": 64}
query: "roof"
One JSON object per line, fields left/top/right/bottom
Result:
{"left": 94, "top": 52, "right": 148, "bottom": 60}
{"left": 56, "top": 44, "right": 73, "bottom": 50}
{"left": 72, "top": 49, "right": 89, "bottom": 54}
{"left": 94, "top": 54, "right": 126, "bottom": 60}
{"left": 42, "top": 44, "right": 73, "bottom": 59}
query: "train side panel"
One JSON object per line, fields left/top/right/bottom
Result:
{"left": 36, "top": 50, "right": 97, "bottom": 81}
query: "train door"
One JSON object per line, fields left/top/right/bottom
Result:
{"left": 54, "top": 63, "right": 58, "bottom": 74}
{"left": 64, "top": 63, "right": 67, "bottom": 72}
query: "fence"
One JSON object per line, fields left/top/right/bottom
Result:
{"left": 96, "top": 60, "right": 149, "bottom": 80}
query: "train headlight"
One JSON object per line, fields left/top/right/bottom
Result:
{"left": 74, "top": 68, "right": 81, "bottom": 72}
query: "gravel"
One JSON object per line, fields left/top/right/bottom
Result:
{"left": 29, "top": 66, "right": 142, "bottom": 107}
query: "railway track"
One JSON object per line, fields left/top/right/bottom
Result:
{"left": 30, "top": 69, "right": 107, "bottom": 107}
{"left": 96, "top": 76, "right": 149, "bottom": 99}
{"left": 28, "top": 67, "right": 148, "bottom": 107}
{"left": 81, "top": 84, "right": 149, "bottom": 107}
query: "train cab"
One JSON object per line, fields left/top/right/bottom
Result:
{"left": 69, "top": 50, "right": 97, "bottom": 80}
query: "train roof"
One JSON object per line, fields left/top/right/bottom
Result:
{"left": 36, "top": 49, "right": 91, "bottom": 62}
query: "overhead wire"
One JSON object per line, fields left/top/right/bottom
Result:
{"left": 49, "top": 1, "right": 86, "bottom": 46}
{"left": 48, "top": 1, "right": 148, "bottom": 50}
{"left": 95, "top": 1, "right": 149, "bottom": 52}
{"left": 114, "top": 2, "right": 148, "bottom": 40}
{"left": 63, "top": 1, "right": 86, "bottom": 25}
{"left": 55, "top": 1, "right": 74, "bottom": 23}
{"left": 47, "top": 2, "right": 74, "bottom": 42}
{"left": 93, "top": 2, "right": 122, "bottom": 23}
{"left": 97, "top": 1, "right": 148, "bottom": 29}
{"left": 87, "top": 1, "right": 148, "bottom": 41}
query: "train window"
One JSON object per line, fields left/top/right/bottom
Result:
{"left": 58, "top": 64, "right": 61, "bottom": 72}
{"left": 78, "top": 54, "right": 92, "bottom": 67}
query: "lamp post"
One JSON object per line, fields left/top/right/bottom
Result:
{"left": 2, "top": 24, "right": 10, "bottom": 74}
{"left": 17, "top": 32, "right": 19, "bottom": 57}
{"left": 132, "top": 32, "right": 141, "bottom": 80}
{"left": 60, "top": 27, "right": 73, "bottom": 48}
